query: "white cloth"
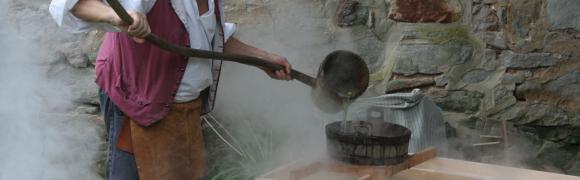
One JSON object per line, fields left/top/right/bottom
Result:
{"left": 49, "top": 0, "right": 237, "bottom": 102}
{"left": 351, "top": 89, "right": 448, "bottom": 154}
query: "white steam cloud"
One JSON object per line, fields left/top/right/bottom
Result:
{"left": 0, "top": 1, "right": 101, "bottom": 179}
{"left": 213, "top": 0, "right": 365, "bottom": 172}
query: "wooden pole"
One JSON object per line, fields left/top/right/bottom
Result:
{"left": 104, "top": 0, "right": 316, "bottom": 87}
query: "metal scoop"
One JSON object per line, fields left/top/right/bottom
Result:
{"left": 312, "top": 51, "right": 369, "bottom": 112}
{"left": 107, "top": 0, "right": 369, "bottom": 112}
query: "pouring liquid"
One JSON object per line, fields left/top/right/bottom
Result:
{"left": 341, "top": 92, "right": 354, "bottom": 133}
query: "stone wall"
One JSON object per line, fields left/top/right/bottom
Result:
{"left": 219, "top": 0, "right": 580, "bottom": 175}
{"left": 364, "top": 0, "right": 580, "bottom": 175}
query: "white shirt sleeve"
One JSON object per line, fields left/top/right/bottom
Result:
{"left": 48, "top": 0, "right": 149, "bottom": 33}
{"left": 223, "top": 22, "right": 236, "bottom": 42}
{"left": 216, "top": 0, "right": 236, "bottom": 42}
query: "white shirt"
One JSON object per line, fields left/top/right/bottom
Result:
{"left": 49, "top": 0, "right": 236, "bottom": 102}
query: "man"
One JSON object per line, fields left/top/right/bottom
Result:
{"left": 49, "top": 0, "right": 292, "bottom": 179}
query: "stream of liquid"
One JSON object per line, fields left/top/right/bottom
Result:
{"left": 341, "top": 92, "right": 354, "bottom": 133}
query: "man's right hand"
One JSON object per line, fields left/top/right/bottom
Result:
{"left": 71, "top": 0, "right": 151, "bottom": 43}
{"left": 109, "top": 11, "right": 151, "bottom": 44}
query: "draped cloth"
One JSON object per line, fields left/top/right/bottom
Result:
{"left": 351, "top": 89, "right": 448, "bottom": 154}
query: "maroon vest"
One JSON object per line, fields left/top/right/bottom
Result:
{"left": 95, "top": 0, "right": 223, "bottom": 126}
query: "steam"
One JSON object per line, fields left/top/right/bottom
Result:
{"left": 211, "top": 0, "right": 363, "bottom": 175}
{"left": 0, "top": 2, "right": 101, "bottom": 179}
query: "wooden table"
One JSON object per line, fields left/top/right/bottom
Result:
{"left": 257, "top": 148, "right": 580, "bottom": 180}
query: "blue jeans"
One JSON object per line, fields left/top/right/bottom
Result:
{"left": 99, "top": 90, "right": 139, "bottom": 180}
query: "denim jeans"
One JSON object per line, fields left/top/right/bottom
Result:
{"left": 99, "top": 89, "right": 139, "bottom": 180}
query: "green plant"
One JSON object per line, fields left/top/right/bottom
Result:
{"left": 203, "top": 115, "right": 282, "bottom": 180}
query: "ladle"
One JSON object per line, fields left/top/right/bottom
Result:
{"left": 106, "top": 0, "right": 369, "bottom": 112}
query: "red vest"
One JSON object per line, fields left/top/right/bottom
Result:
{"left": 95, "top": 0, "right": 223, "bottom": 126}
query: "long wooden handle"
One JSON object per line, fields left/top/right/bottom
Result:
{"left": 105, "top": 0, "right": 316, "bottom": 87}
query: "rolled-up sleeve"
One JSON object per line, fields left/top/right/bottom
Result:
{"left": 217, "top": 0, "right": 236, "bottom": 42}
{"left": 49, "top": 0, "right": 145, "bottom": 33}
{"left": 223, "top": 22, "right": 236, "bottom": 42}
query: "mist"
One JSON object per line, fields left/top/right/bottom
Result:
{"left": 210, "top": 0, "right": 369, "bottom": 176}
{"left": 0, "top": 1, "right": 101, "bottom": 179}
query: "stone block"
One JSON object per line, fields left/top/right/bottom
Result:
{"left": 534, "top": 126, "right": 572, "bottom": 142}
{"left": 336, "top": 0, "right": 368, "bottom": 27}
{"left": 385, "top": 77, "right": 435, "bottom": 93}
{"left": 433, "top": 90, "right": 483, "bottom": 113}
{"left": 563, "top": 127, "right": 580, "bottom": 145}
{"left": 492, "top": 84, "right": 515, "bottom": 105}
{"left": 482, "top": 0, "right": 497, "bottom": 5}
{"left": 515, "top": 81, "right": 541, "bottom": 99}
{"left": 434, "top": 75, "right": 449, "bottom": 87}
{"left": 501, "top": 71, "right": 529, "bottom": 85}
{"left": 508, "top": 0, "right": 542, "bottom": 38}
{"left": 66, "top": 51, "right": 90, "bottom": 68}
{"left": 483, "top": 32, "right": 507, "bottom": 49}
{"left": 546, "top": 0, "right": 580, "bottom": 32}
{"left": 545, "top": 70, "right": 580, "bottom": 101}
{"left": 388, "top": 0, "right": 461, "bottom": 23}
{"left": 75, "top": 105, "right": 99, "bottom": 115}
{"left": 393, "top": 41, "right": 474, "bottom": 75}
{"left": 481, "top": 49, "right": 499, "bottom": 71}
{"left": 566, "top": 159, "right": 580, "bottom": 176}
{"left": 487, "top": 102, "right": 526, "bottom": 121}
{"left": 536, "top": 141, "right": 576, "bottom": 169}
{"left": 463, "top": 69, "right": 491, "bottom": 83}
{"left": 499, "top": 51, "right": 563, "bottom": 69}
{"left": 519, "top": 104, "right": 572, "bottom": 126}
{"left": 472, "top": 4, "right": 499, "bottom": 32}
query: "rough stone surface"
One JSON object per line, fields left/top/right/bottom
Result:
{"left": 514, "top": 81, "right": 541, "bottom": 99}
{"left": 75, "top": 105, "right": 99, "bottom": 115}
{"left": 434, "top": 75, "right": 449, "bottom": 87}
{"left": 66, "top": 51, "right": 90, "bottom": 68}
{"left": 534, "top": 126, "right": 572, "bottom": 142}
{"left": 385, "top": 77, "right": 435, "bottom": 93}
{"left": 432, "top": 90, "right": 483, "bottom": 113}
{"left": 483, "top": 32, "right": 507, "bottom": 49}
{"left": 564, "top": 128, "right": 580, "bottom": 145}
{"left": 393, "top": 41, "right": 473, "bottom": 75}
{"left": 536, "top": 141, "right": 577, "bottom": 171}
{"left": 487, "top": 102, "right": 527, "bottom": 122}
{"left": 472, "top": 3, "right": 499, "bottom": 32}
{"left": 480, "top": 49, "right": 500, "bottom": 71}
{"left": 336, "top": 0, "right": 368, "bottom": 27}
{"left": 388, "top": 0, "right": 460, "bottom": 23}
{"left": 546, "top": 0, "right": 580, "bottom": 32}
{"left": 499, "top": 51, "right": 563, "bottom": 69}
{"left": 463, "top": 69, "right": 491, "bottom": 83}
{"left": 508, "top": 0, "right": 542, "bottom": 38}
{"left": 501, "top": 71, "right": 529, "bottom": 85}
{"left": 567, "top": 160, "right": 580, "bottom": 176}
{"left": 491, "top": 84, "right": 515, "bottom": 106}
{"left": 517, "top": 104, "right": 572, "bottom": 126}
{"left": 545, "top": 70, "right": 580, "bottom": 101}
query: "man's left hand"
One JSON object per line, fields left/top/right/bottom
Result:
{"left": 262, "top": 53, "right": 292, "bottom": 81}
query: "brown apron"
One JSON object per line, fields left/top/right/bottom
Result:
{"left": 117, "top": 98, "right": 207, "bottom": 180}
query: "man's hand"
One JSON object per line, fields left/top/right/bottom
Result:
{"left": 262, "top": 53, "right": 292, "bottom": 81}
{"left": 109, "top": 11, "right": 151, "bottom": 43}
{"left": 224, "top": 38, "right": 293, "bottom": 81}
{"left": 71, "top": 0, "right": 150, "bottom": 43}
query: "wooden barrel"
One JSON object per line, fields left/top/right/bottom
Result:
{"left": 325, "top": 121, "right": 411, "bottom": 165}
